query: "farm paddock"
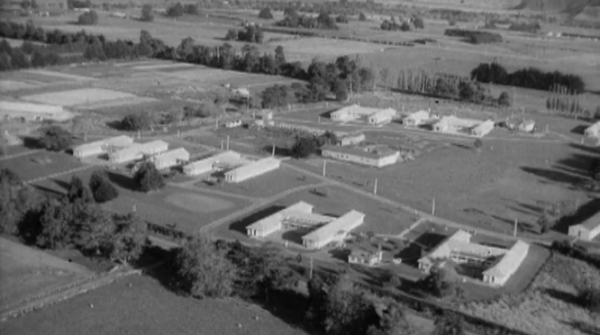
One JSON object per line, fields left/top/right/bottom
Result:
{"left": 1, "top": 151, "right": 86, "bottom": 182}
{"left": 0, "top": 237, "right": 92, "bottom": 310}
{"left": 459, "top": 254, "right": 600, "bottom": 335}
{"left": 0, "top": 275, "right": 309, "bottom": 335}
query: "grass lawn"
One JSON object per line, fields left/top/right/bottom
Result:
{"left": 459, "top": 254, "right": 600, "bottom": 335}
{"left": 33, "top": 168, "right": 251, "bottom": 233}
{"left": 0, "top": 275, "right": 309, "bottom": 335}
{"left": 1, "top": 151, "right": 85, "bottom": 182}
{"left": 194, "top": 165, "right": 322, "bottom": 198}
{"left": 0, "top": 237, "right": 92, "bottom": 310}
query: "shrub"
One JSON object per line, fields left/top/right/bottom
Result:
{"left": 89, "top": 170, "right": 118, "bottom": 203}
{"left": 578, "top": 287, "right": 600, "bottom": 313}
{"left": 184, "top": 4, "right": 198, "bottom": 15}
{"left": 134, "top": 162, "right": 164, "bottom": 192}
{"left": 258, "top": 7, "right": 273, "bottom": 19}
{"left": 445, "top": 29, "right": 502, "bottom": 44}
{"left": 77, "top": 10, "right": 99, "bottom": 25}
{"left": 336, "top": 14, "right": 348, "bottom": 24}
{"left": 39, "top": 126, "right": 72, "bottom": 152}
{"left": 121, "top": 113, "right": 153, "bottom": 131}
{"left": 358, "top": 12, "right": 367, "bottom": 21}
{"left": 167, "top": 2, "right": 184, "bottom": 17}
{"left": 497, "top": 91, "right": 511, "bottom": 107}
{"left": 413, "top": 17, "right": 425, "bottom": 29}
{"left": 140, "top": 4, "right": 154, "bottom": 22}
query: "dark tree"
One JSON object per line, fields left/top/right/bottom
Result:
{"left": 36, "top": 198, "right": 77, "bottom": 249}
{"left": 167, "top": 2, "right": 184, "bottom": 18}
{"left": 121, "top": 113, "right": 153, "bottom": 131}
{"left": 258, "top": 7, "right": 273, "bottom": 19}
{"left": 176, "top": 233, "right": 237, "bottom": 299}
{"left": 336, "top": 14, "right": 349, "bottom": 24}
{"left": 359, "top": 12, "right": 367, "bottom": 21}
{"left": 578, "top": 287, "right": 600, "bottom": 313}
{"left": 109, "top": 213, "right": 147, "bottom": 264}
{"left": 89, "top": 170, "right": 119, "bottom": 203}
{"left": 77, "top": 11, "right": 99, "bottom": 25}
{"left": 589, "top": 158, "right": 600, "bottom": 184}
{"left": 184, "top": 4, "right": 198, "bottom": 15}
{"left": 274, "top": 45, "right": 286, "bottom": 69}
{"left": 497, "top": 91, "right": 511, "bottom": 107}
{"left": 134, "top": 162, "right": 165, "bottom": 192}
{"left": 432, "top": 312, "right": 465, "bottom": 335}
{"left": 67, "top": 176, "right": 94, "bottom": 204}
{"left": 413, "top": 17, "right": 425, "bottom": 29}
{"left": 39, "top": 126, "right": 72, "bottom": 152}
{"left": 334, "top": 79, "right": 349, "bottom": 101}
{"left": 141, "top": 4, "right": 154, "bottom": 22}
{"left": 291, "top": 136, "right": 322, "bottom": 158}
{"left": 419, "top": 267, "right": 455, "bottom": 297}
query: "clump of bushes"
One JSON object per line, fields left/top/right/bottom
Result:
{"left": 258, "top": 7, "right": 273, "bottom": 19}
{"left": 381, "top": 19, "right": 411, "bottom": 31}
{"left": 77, "top": 10, "right": 98, "bottom": 25}
{"left": 444, "top": 29, "right": 503, "bottom": 44}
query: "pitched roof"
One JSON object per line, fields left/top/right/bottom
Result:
{"left": 575, "top": 211, "right": 600, "bottom": 232}
{"left": 303, "top": 210, "right": 365, "bottom": 242}
{"left": 152, "top": 148, "right": 189, "bottom": 162}
{"left": 322, "top": 145, "right": 398, "bottom": 159}
{"left": 225, "top": 157, "right": 279, "bottom": 177}
{"left": 483, "top": 240, "right": 529, "bottom": 278}
{"left": 246, "top": 201, "right": 313, "bottom": 232}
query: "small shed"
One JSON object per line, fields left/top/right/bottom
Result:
{"left": 403, "top": 110, "right": 430, "bottom": 127}
{"left": 471, "top": 120, "right": 495, "bottom": 137}
{"left": 518, "top": 119, "right": 535, "bottom": 133}
{"left": 151, "top": 148, "right": 190, "bottom": 170}
{"left": 224, "top": 157, "right": 280, "bottom": 183}
{"left": 568, "top": 211, "right": 600, "bottom": 241}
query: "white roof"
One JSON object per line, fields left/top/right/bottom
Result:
{"left": 369, "top": 108, "right": 396, "bottom": 119}
{"left": 332, "top": 104, "right": 382, "bottom": 117}
{"left": 472, "top": 120, "right": 495, "bottom": 133}
{"left": 573, "top": 211, "right": 600, "bottom": 232}
{"left": 0, "top": 101, "right": 64, "bottom": 114}
{"left": 75, "top": 135, "right": 133, "bottom": 151}
{"left": 225, "top": 157, "right": 279, "bottom": 178}
{"left": 152, "top": 148, "right": 189, "bottom": 162}
{"left": 247, "top": 201, "right": 314, "bottom": 232}
{"left": 185, "top": 151, "right": 241, "bottom": 169}
{"left": 483, "top": 241, "right": 529, "bottom": 278}
{"left": 303, "top": 210, "right": 365, "bottom": 242}
{"left": 585, "top": 121, "right": 600, "bottom": 133}
{"left": 406, "top": 110, "right": 430, "bottom": 120}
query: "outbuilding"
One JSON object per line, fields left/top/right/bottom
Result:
{"left": 224, "top": 157, "right": 280, "bottom": 183}
{"left": 73, "top": 135, "right": 133, "bottom": 159}
{"left": 367, "top": 108, "right": 396, "bottom": 125}
{"left": 482, "top": 241, "right": 530, "bottom": 286}
{"left": 183, "top": 151, "right": 242, "bottom": 176}
{"left": 402, "top": 110, "right": 430, "bottom": 127}
{"left": 470, "top": 120, "right": 495, "bottom": 137}
{"left": 302, "top": 210, "right": 365, "bottom": 249}
{"left": 108, "top": 140, "right": 169, "bottom": 163}
{"left": 432, "top": 116, "right": 456, "bottom": 133}
{"left": 150, "top": 148, "right": 190, "bottom": 170}
{"left": 321, "top": 145, "right": 399, "bottom": 168}
{"left": 568, "top": 211, "right": 600, "bottom": 241}
{"left": 337, "top": 133, "right": 365, "bottom": 146}
{"left": 584, "top": 121, "right": 600, "bottom": 139}
{"left": 246, "top": 201, "right": 314, "bottom": 238}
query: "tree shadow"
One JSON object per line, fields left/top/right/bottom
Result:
{"left": 137, "top": 246, "right": 189, "bottom": 297}
{"left": 328, "top": 248, "right": 351, "bottom": 262}
{"left": 543, "top": 288, "right": 580, "bottom": 305}
{"left": 571, "top": 125, "right": 588, "bottom": 135}
{"left": 261, "top": 144, "right": 291, "bottom": 157}
{"left": 32, "top": 184, "right": 65, "bottom": 198}
{"left": 51, "top": 178, "right": 71, "bottom": 192}
{"left": 554, "top": 197, "right": 600, "bottom": 234}
{"left": 521, "top": 166, "right": 587, "bottom": 187}
{"left": 562, "top": 320, "right": 600, "bottom": 335}
{"left": 106, "top": 171, "right": 138, "bottom": 191}
{"left": 451, "top": 143, "right": 472, "bottom": 150}
{"left": 105, "top": 120, "right": 126, "bottom": 131}
{"left": 413, "top": 232, "right": 447, "bottom": 249}
{"left": 22, "top": 136, "right": 43, "bottom": 149}
{"left": 555, "top": 153, "right": 595, "bottom": 178}
{"left": 228, "top": 205, "right": 286, "bottom": 234}
{"left": 569, "top": 142, "right": 600, "bottom": 156}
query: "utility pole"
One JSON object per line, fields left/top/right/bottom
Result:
{"left": 220, "top": 140, "right": 224, "bottom": 150}
{"left": 226, "top": 135, "right": 230, "bottom": 150}
{"left": 431, "top": 198, "right": 436, "bottom": 216}
{"left": 272, "top": 144, "right": 275, "bottom": 157}
{"left": 513, "top": 218, "right": 518, "bottom": 237}
{"left": 322, "top": 160, "right": 327, "bottom": 177}
{"left": 309, "top": 257, "right": 313, "bottom": 279}
{"left": 373, "top": 178, "right": 378, "bottom": 195}
{"left": 137, "top": 130, "right": 141, "bottom": 139}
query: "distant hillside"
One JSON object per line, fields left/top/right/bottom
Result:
{"left": 514, "top": 0, "right": 600, "bottom": 16}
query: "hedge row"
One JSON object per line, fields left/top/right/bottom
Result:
{"left": 444, "top": 29, "right": 503, "bottom": 44}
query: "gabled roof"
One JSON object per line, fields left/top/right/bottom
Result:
{"left": 322, "top": 145, "right": 398, "bottom": 159}
{"left": 303, "top": 210, "right": 365, "bottom": 242}
{"left": 225, "top": 157, "right": 279, "bottom": 177}
{"left": 75, "top": 135, "right": 133, "bottom": 151}
{"left": 406, "top": 110, "right": 430, "bottom": 120}
{"left": 247, "top": 201, "right": 313, "bottom": 232}
{"left": 483, "top": 240, "right": 529, "bottom": 278}
{"left": 574, "top": 211, "right": 600, "bottom": 232}
{"left": 151, "top": 148, "right": 189, "bottom": 162}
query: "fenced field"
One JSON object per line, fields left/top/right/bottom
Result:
{"left": 22, "top": 88, "right": 144, "bottom": 107}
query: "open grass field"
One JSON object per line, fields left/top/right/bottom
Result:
{"left": 194, "top": 165, "right": 322, "bottom": 198}
{"left": 0, "top": 274, "right": 309, "bottom": 335}
{"left": 2, "top": 151, "right": 85, "bottom": 182}
{"left": 0, "top": 80, "right": 39, "bottom": 92}
{"left": 21, "top": 88, "right": 143, "bottom": 107}
{"left": 459, "top": 253, "right": 600, "bottom": 335}
{"left": 0, "top": 237, "right": 92, "bottom": 310}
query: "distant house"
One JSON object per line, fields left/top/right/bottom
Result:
{"left": 584, "top": 121, "right": 600, "bottom": 139}
{"left": 1, "top": 101, "right": 73, "bottom": 122}
{"left": 108, "top": 140, "right": 169, "bottom": 164}
{"left": 337, "top": 133, "right": 365, "bottom": 146}
{"left": 232, "top": 88, "right": 250, "bottom": 100}
{"left": 348, "top": 249, "right": 383, "bottom": 266}
{"left": 470, "top": 120, "right": 495, "bottom": 137}
{"left": 302, "top": 210, "right": 365, "bottom": 249}
{"left": 568, "top": 211, "right": 600, "bottom": 241}
{"left": 367, "top": 108, "right": 396, "bottom": 125}
{"left": 417, "top": 230, "right": 529, "bottom": 286}
{"left": 2, "top": 130, "right": 22, "bottom": 146}
{"left": 183, "top": 151, "right": 242, "bottom": 176}
{"left": 330, "top": 104, "right": 397, "bottom": 124}
{"left": 517, "top": 119, "right": 535, "bottom": 132}
{"left": 432, "top": 116, "right": 457, "bottom": 133}
{"left": 73, "top": 135, "right": 134, "bottom": 159}
{"left": 224, "top": 157, "right": 280, "bottom": 183}
{"left": 402, "top": 110, "right": 430, "bottom": 127}
{"left": 225, "top": 120, "right": 243, "bottom": 128}
{"left": 321, "top": 145, "right": 399, "bottom": 168}
{"left": 150, "top": 148, "right": 190, "bottom": 170}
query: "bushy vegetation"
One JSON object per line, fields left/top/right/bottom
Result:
{"left": 291, "top": 131, "right": 337, "bottom": 158}
{"left": 508, "top": 22, "right": 541, "bottom": 33}
{"left": 578, "top": 287, "right": 600, "bottom": 313}
{"left": 134, "top": 162, "right": 165, "bottom": 192}
{"left": 39, "top": 126, "right": 73, "bottom": 152}
{"left": 166, "top": 2, "right": 184, "bottom": 18}
{"left": 89, "top": 170, "right": 119, "bottom": 203}
{"left": 184, "top": 3, "right": 198, "bottom": 15}
{"left": 276, "top": 8, "right": 338, "bottom": 30}
{"left": 121, "top": 113, "right": 154, "bottom": 131}
{"left": 225, "top": 24, "right": 264, "bottom": 43}
{"left": 380, "top": 19, "right": 410, "bottom": 31}
{"left": 444, "top": 29, "right": 503, "bottom": 44}
{"left": 413, "top": 16, "right": 425, "bottom": 29}
{"left": 258, "top": 7, "right": 273, "bottom": 19}
{"left": 358, "top": 12, "right": 367, "bottom": 21}
{"left": 77, "top": 10, "right": 99, "bottom": 25}
{"left": 140, "top": 4, "right": 154, "bottom": 22}
{"left": 471, "top": 62, "right": 585, "bottom": 93}
{"left": 546, "top": 84, "right": 588, "bottom": 117}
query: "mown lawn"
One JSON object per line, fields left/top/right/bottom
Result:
{"left": 2, "top": 151, "right": 85, "bottom": 182}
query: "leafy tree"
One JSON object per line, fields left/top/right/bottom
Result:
{"left": 366, "top": 302, "right": 413, "bottom": 335}
{"left": 537, "top": 211, "right": 554, "bottom": 234}
{"left": 36, "top": 198, "right": 77, "bottom": 249}
{"left": 578, "top": 287, "right": 600, "bottom": 313}
{"left": 306, "top": 276, "right": 329, "bottom": 329}
{"left": 176, "top": 233, "right": 237, "bottom": 299}
{"left": 334, "top": 79, "right": 349, "bottom": 101}
{"left": 184, "top": 3, "right": 198, "bottom": 15}
{"left": 359, "top": 12, "right": 367, "bottom": 21}
{"left": 89, "top": 170, "right": 118, "bottom": 203}
{"left": 67, "top": 176, "right": 94, "bottom": 204}
{"left": 109, "top": 213, "right": 147, "bottom": 264}
{"left": 497, "top": 91, "right": 511, "bottom": 107}
{"left": 134, "top": 162, "right": 165, "bottom": 192}
{"left": 474, "top": 139, "right": 483, "bottom": 150}
{"left": 400, "top": 21, "right": 411, "bottom": 31}
{"left": 78, "top": 10, "right": 99, "bottom": 25}
{"left": 413, "top": 17, "right": 425, "bottom": 29}
{"left": 458, "top": 81, "right": 485, "bottom": 103}
{"left": 258, "top": 7, "right": 273, "bottom": 19}
{"left": 225, "top": 29, "right": 237, "bottom": 41}
{"left": 291, "top": 136, "right": 321, "bottom": 158}
{"left": 167, "top": 2, "right": 184, "bottom": 18}
{"left": 121, "top": 113, "right": 153, "bottom": 131}
{"left": 274, "top": 45, "right": 286, "bottom": 69}
{"left": 336, "top": 14, "right": 349, "bottom": 24}
{"left": 432, "top": 312, "right": 465, "bottom": 335}
{"left": 39, "top": 126, "right": 72, "bottom": 152}
{"left": 245, "top": 242, "right": 298, "bottom": 301}
{"left": 419, "top": 267, "right": 455, "bottom": 298}
{"left": 75, "top": 204, "right": 114, "bottom": 256}
{"left": 141, "top": 4, "right": 154, "bottom": 22}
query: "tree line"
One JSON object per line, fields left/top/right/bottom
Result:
{"left": 225, "top": 23, "right": 265, "bottom": 44}
{"left": 470, "top": 62, "right": 586, "bottom": 93}
{"left": 444, "top": 29, "right": 503, "bottom": 44}
{"left": 275, "top": 8, "right": 339, "bottom": 30}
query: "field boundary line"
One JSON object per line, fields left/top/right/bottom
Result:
{"left": 0, "top": 149, "right": 43, "bottom": 162}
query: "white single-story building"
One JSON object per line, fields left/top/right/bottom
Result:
{"left": 108, "top": 140, "right": 169, "bottom": 164}
{"left": 568, "top": 211, "right": 600, "bottom": 241}
{"left": 348, "top": 249, "right": 383, "bottom": 266}
{"left": 584, "top": 121, "right": 600, "bottom": 139}
{"left": 418, "top": 230, "right": 529, "bottom": 286}
{"left": 470, "top": 120, "right": 495, "bottom": 137}
{"left": 432, "top": 116, "right": 457, "bottom": 133}
{"left": 2, "top": 130, "right": 23, "bottom": 146}
{"left": 150, "top": 148, "right": 190, "bottom": 170}
{"left": 183, "top": 151, "right": 242, "bottom": 176}
{"left": 73, "top": 135, "right": 134, "bottom": 159}
{"left": 367, "top": 108, "right": 396, "bottom": 125}
{"left": 338, "top": 133, "right": 366, "bottom": 146}
{"left": 518, "top": 119, "right": 535, "bottom": 133}
{"left": 246, "top": 201, "right": 319, "bottom": 238}
{"left": 302, "top": 210, "right": 365, "bottom": 249}
{"left": 225, "top": 120, "right": 243, "bottom": 128}
{"left": 321, "top": 145, "right": 399, "bottom": 168}
{"left": 224, "top": 157, "right": 280, "bottom": 183}
{"left": 402, "top": 110, "right": 430, "bottom": 127}
{"left": 1, "top": 101, "right": 74, "bottom": 122}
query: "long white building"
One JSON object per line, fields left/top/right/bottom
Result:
{"left": 402, "top": 110, "right": 430, "bottom": 127}
{"left": 0, "top": 101, "right": 74, "bottom": 122}
{"left": 321, "top": 145, "right": 399, "bottom": 168}
{"left": 109, "top": 140, "right": 169, "bottom": 163}
{"left": 73, "top": 135, "right": 134, "bottom": 158}
{"left": 183, "top": 151, "right": 242, "bottom": 176}
{"left": 224, "top": 157, "right": 280, "bottom": 183}
{"left": 150, "top": 148, "right": 190, "bottom": 170}
{"left": 470, "top": 120, "right": 495, "bottom": 137}
{"left": 330, "top": 104, "right": 397, "bottom": 125}
{"left": 246, "top": 201, "right": 364, "bottom": 249}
